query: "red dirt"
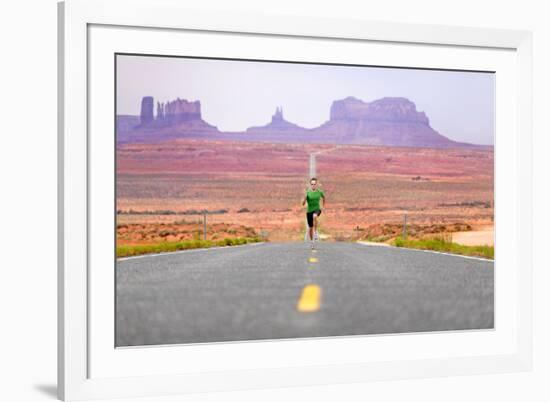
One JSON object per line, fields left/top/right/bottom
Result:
{"left": 116, "top": 139, "right": 494, "bottom": 243}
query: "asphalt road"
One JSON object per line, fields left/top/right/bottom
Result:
{"left": 116, "top": 242, "right": 494, "bottom": 347}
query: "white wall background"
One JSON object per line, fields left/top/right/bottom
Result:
{"left": 0, "top": 0, "right": 547, "bottom": 401}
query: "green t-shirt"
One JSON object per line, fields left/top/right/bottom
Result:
{"left": 306, "top": 189, "right": 324, "bottom": 213}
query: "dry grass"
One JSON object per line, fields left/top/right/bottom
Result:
{"left": 392, "top": 234, "right": 494, "bottom": 259}
{"left": 117, "top": 237, "right": 262, "bottom": 258}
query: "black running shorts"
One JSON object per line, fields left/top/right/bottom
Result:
{"left": 306, "top": 209, "right": 322, "bottom": 228}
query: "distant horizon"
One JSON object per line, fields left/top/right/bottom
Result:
{"left": 116, "top": 55, "right": 495, "bottom": 145}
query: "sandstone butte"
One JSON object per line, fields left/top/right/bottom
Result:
{"left": 116, "top": 95, "right": 490, "bottom": 149}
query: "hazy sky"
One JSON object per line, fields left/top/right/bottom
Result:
{"left": 116, "top": 54, "right": 495, "bottom": 145}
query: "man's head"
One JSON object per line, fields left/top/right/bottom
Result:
{"left": 310, "top": 177, "right": 318, "bottom": 189}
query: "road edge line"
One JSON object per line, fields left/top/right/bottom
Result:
{"left": 117, "top": 241, "right": 266, "bottom": 262}
{"left": 355, "top": 241, "right": 493, "bottom": 262}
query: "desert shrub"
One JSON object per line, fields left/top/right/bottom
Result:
{"left": 434, "top": 232, "right": 453, "bottom": 243}
{"left": 157, "top": 210, "right": 177, "bottom": 215}
{"left": 394, "top": 237, "right": 405, "bottom": 247}
{"left": 188, "top": 240, "right": 205, "bottom": 249}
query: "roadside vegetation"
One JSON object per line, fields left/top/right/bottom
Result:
{"left": 391, "top": 234, "right": 494, "bottom": 259}
{"left": 117, "top": 236, "right": 262, "bottom": 258}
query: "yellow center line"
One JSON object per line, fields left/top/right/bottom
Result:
{"left": 297, "top": 284, "right": 322, "bottom": 312}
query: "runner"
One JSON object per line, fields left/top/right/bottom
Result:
{"left": 301, "top": 177, "right": 326, "bottom": 249}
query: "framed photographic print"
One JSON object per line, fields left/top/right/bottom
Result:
{"left": 58, "top": 0, "right": 533, "bottom": 400}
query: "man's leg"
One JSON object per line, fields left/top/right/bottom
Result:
{"left": 307, "top": 213, "right": 314, "bottom": 241}
{"left": 308, "top": 220, "right": 314, "bottom": 248}
{"left": 313, "top": 214, "right": 318, "bottom": 240}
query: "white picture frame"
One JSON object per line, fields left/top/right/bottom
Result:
{"left": 58, "top": 0, "right": 533, "bottom": 400}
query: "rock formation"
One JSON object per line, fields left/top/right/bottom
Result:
{"left": 272, "top": 106, "right": 284, "bottom": 123}
{"left": 118, "top": 95, "right": 481, "bottom": 149}
{"left": 138, "top": 96, "right": 206, "bottom": 127}
{"left": 246, "top": 106, "right": 307, "bottom": 133}
{"left": 163, "top": 98, "right": 202, "bottom": 123}
{"left": 139, "top": 96, "right": 154, "bottom": 126}
{"left": 118, "top": 96, "right": 219, "bottom": 143}
{"left": 156, "top": 101, "right": 165, "bottom": 120}
{"left": 116, "top": 115, "right": 140, "bottom": 134}
{"left": 329, "top": 96, "right": 429, "bottom": 124}
{"left": 314, "top": 97, "right": 461, "bottom": 147}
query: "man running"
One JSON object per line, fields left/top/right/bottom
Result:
{"left": 302, "top": 177, "right": 325, "bottom": 249}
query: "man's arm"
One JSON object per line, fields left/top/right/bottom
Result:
{"left": 321, "top": 193, "right": 326, "bottom": 208}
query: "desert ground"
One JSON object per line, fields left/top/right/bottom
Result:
{"left": 116, "top": 139, "right": 493, "bottom": 246}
